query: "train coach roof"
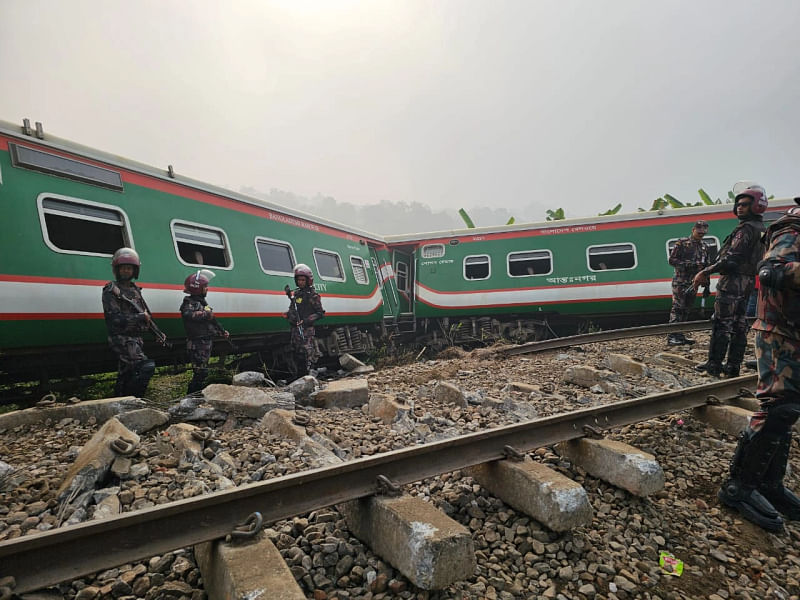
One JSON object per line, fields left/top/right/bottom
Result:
{"left": 0, "top": 119, "right": 383, "bottom": 243}
{"left": 4, "top": 119, "right": 798, "bottom": 246}
{"left": 384, "top": 196, "right": 800, "bottom": 243}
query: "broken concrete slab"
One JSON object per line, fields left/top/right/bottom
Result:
{"left": 340, "top": 353, "right": 367, "bottom": 371}
{"left": 201, "top": 384, "right": 295, "bottom": 419}
{"left": 92, "top": 494, "right": 121, "bottom": 520}
{"left": 260, "top": 409, "right": 308, "bottom": 443}
{"left": 649, "top": 352, "right": 698, "bottom": 368}
{"left": 339, "top": 495, "right": 476, "bottom": 590}
{"left": 692, "top": 405, "right": 752, "bottom": 436}
{"left": 557, "top": 438, "right": 664, "bottom": 497}
{"left": 168, "top": 396, "right": 228, "bottom": 422}
{"left": 286, "top": 375, "right": 318, "bottom": 401}
{"left": 116, "top": 408, "right": 169, "bottom": 434}
{"left": 562, "top": 366, "right": 614, "bottom": 388}
{"left": 57, "top": 417, "right": 140, "bottom": 498}
{"left": 195, "top": 534, "right": 305, "bottom": 600}
{"left": 434, "top": 381, "right": 467, "bottom": 408}
{"left": 509, "top": 382, "right": 541, "bottom": 394}
{"left": 368, "top": 393, "right": 412, "bottom": 424}
{"left": 0, "top": 397, "right": 146, "bottom": 431}
{"left": 164, "top": 423, "right": 205, "bottom": 463}
{"left": 606, "top": 354, "right": 648, "bottom": 377}
{"left": 468, "top": 460, "right": 592, "bottom": 531}
{"left": 232, "top": 371, "right": 268, "bottom": 387}
{"left": 312, "top": 379, "right": 369, "bottom": 409}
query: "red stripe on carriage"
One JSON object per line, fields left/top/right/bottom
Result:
{"left": 0, "top": 313, "right": 103, "bottom": 320}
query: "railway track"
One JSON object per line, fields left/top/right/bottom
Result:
{"left": 499, "top": 319, "right": 724, "bottom": 356}
{"left": 0, "top": 374, "right": 757, "bottom": 594}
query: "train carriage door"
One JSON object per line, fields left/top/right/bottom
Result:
{"left": 393, "top": 249, "right": 415, "bottom": 316}
{"left": 369, "top": 246, "right": 398, "bottom": 318}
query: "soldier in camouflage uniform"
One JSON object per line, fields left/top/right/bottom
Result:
{"left": 180, "top": 270, "right": 229, "bottom": 394}
{"left": 666, "top": 220, "right": 711, "bottom": 345}
{"left": 286, "top": 264, "right": 325, "bottom": 377}
{"left": 717, "top": 203, "right": 800, "bottom": 531}
{"left": 102, "top": 248, "right": 156, "bottom": 397}
{"left": 694, "top": 184, "right": 767, "bottom": 377}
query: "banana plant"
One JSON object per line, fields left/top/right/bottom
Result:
{"left": 458, "top": 208, "right": 475, "bottom": 229}
{"left": 598, "top": 203, "right": 622, "bottom": 216}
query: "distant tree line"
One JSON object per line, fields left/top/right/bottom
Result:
{"left": 240, "top": 186, "right": 518, "bottom": 234}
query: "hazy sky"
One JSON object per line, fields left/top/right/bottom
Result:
{"left": 2, "top": 0, "right": 798, "bottom": 222}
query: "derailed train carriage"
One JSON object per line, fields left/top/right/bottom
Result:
{"left": 0, "top": 118, "right": 797, "bottom": 384}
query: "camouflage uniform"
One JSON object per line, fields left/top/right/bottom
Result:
{"left": 668, "top": 236, "right": 710, "bottom": 323}
{"left": 287, "top": 286, "right": 325, "bottom": 376}
{"left": 718, "top": 207, "right": 800, "bottom": 530}
{"left": 181, "top": 295, "right": 224, "bottom": 393}
{"left": 699, "top": 215, "right": 765, "bottom": 376}
{"left": 102, "top": 281, "right": 155, "bottom": 397}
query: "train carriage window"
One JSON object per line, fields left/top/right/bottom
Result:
{"left": 421, "top": 244, "right": 445, "bottom": 259}
{"left": 350, "top": 256, "right": 369, "bottom": 285}
{"left": 255, "top": 238, "right": 295, "bottom": 276}
{"left": 464, "top": 255, "right": 491, "bottom": 280}
{"left": 666, "top": 237, "right": 720, "bottom": 262}
{"left": 11, "top": 144, "right": 123, "bottom": 191}
{"left": 313, "top": 249, "right": 346, "bottom": 282}
{"left": 37, "top": 194, "right": 132, "bottom": 256}
{"left": 171, "top": 220, "right": 233, "bottom": 269}
{"left": 508, "top": 250, "right": 553, "bottom": 276}
{"left": 587, "top": 243, "right": 637, "bottom": 271}
{"left": 396, "top": 261, "right": 409, "bottom": 292}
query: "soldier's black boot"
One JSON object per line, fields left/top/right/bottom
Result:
{"left": 718, "top": 429, "right": 784, "bottom": 531}
{"left": 760, "top": 432, "right": 800, "bottom": 521}
{"left": 696, "top": 328, "right": 727, "bottom": 376}
{"left": 187, "top": 368, "right": 208, "bottom": 394}
{"left": 130, "top": 359, "right": 155, "bottom": 398}
{"left": 294, "top": 352, "right": 309, "bottom": 378}
{"left": 668, "top": 334, "right": 684, "bottom": 346}
{"left": 114, "top": 371, "right": 133, "bottom": 397}
{"left": 723, "top": 333, "right": 747, "bottom": 378}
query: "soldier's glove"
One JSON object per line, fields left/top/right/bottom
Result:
{"left": 758, "top": 260, "right": 787, "bottom": 290}
{"left": 286, "top": 309, "right": 299, "bottom": 324}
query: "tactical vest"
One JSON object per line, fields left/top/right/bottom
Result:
{"left": 719, "top": 218, "right": 766, "bottom": 276}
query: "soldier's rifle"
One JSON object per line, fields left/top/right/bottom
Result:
{"left": 204, "top": 307, "right": 238, "bottom": 352}
{"left": 284, "top": 285, "right": 305, "bottom": 342}
{"left": 114, "top": 290, "right": 173, "bottom": 349}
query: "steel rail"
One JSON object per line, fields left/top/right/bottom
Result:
{"left": 500, "top": 319, "right": 720, "bottom": 356}
{"left": 0, "top": 375, "right": 756, "bottom": 593}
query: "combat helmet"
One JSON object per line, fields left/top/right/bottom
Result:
{"left": 294, "top": 263, "right": 313, "bottom": 286}
{"left": 111, "top": 247, "right": 141, "bottom": 279}
{"left": 732, "top": 181, "right": 768, "bottom": 216}
{"left": 184, "top": 269, "right": 215, "bottom": 296}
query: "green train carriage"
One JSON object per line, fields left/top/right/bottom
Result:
{"left": 2, "top": 117, "right": 797, "bottom": 381}
{"left": 0, "top": 119, "right": 389, "bottom": 381}
{"left": 385, "top": 199, "right": 797, "bottom": 344}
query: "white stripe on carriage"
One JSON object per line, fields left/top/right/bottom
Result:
{"left": 415, "top": 279, "right": 718, "bottom": 308}
{"left": 0, "top": 281, "right": 383, "bottom": 315}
